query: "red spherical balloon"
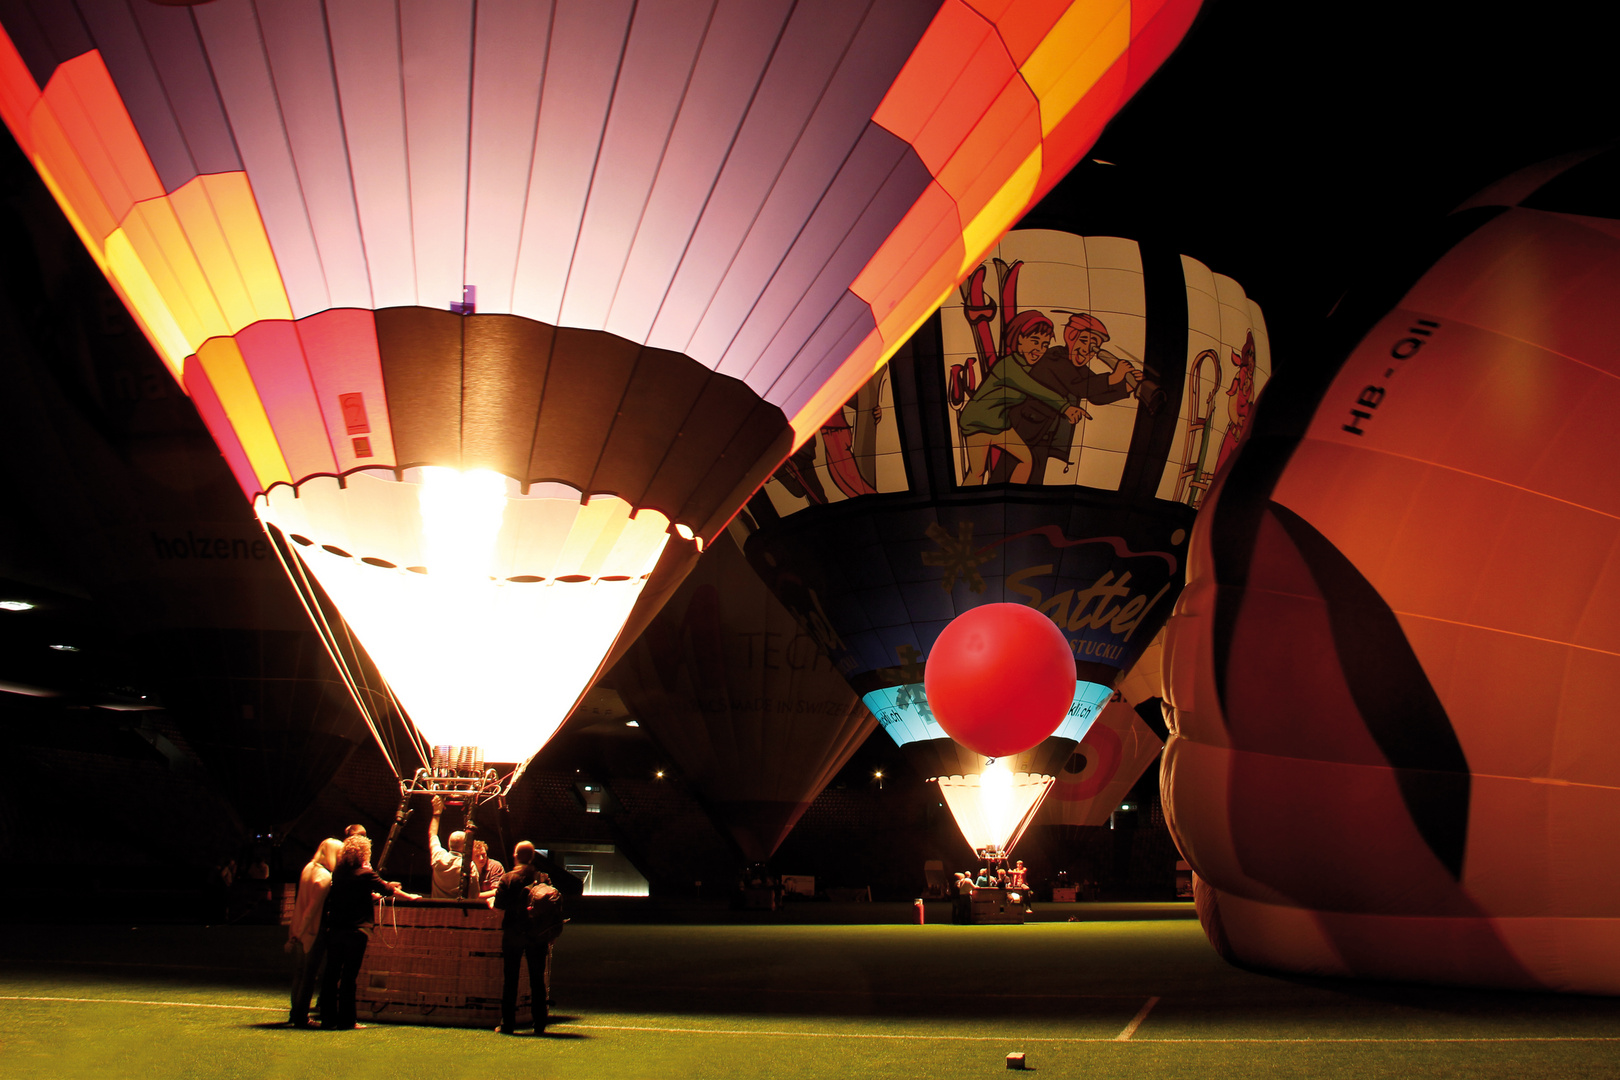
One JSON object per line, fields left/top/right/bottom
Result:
{"left": 923, "top": 603, "right": 1077, "bottom": 759}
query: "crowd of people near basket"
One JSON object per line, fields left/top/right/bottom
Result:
{"left": 952, "top": 859, "right": 1029, "bottom": 893}
{"left": 284, "top": 794, "right": 565, "bottom": 1035}
{"left": 949, "top": 860, "right": 1030, "bottom": 923}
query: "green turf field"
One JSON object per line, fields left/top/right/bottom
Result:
{"left": 3, "top": 919, "right": 1618, "bottom": 1079}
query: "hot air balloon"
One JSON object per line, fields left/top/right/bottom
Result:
{"left": 1161, "top": 148, "right": 1620, "bottom": 995}
{"left": 607, "top": 527, "right": 875, "bottom": 866}
{"left": 743, "top": 224, "right": 1269, "bottom": 860}
{"left": 0, "top": 1, "right": 1200, "bottom": 844}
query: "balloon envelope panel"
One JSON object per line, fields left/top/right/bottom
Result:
{"left": 608, "top": 530, "right": 875, "bottom": 864}
{"left": 1162, "top": 149, "right": 1620, "bottom": 994}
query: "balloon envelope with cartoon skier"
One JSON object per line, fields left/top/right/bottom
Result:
{"left": 1161, "top": 149, "right": 1620, "bottom": 994}
{"left": 0, "top": 1, "right": 1200, "bottom": 780}
{"left": 743, "top": 225, "right": 1269, "bottom": 853}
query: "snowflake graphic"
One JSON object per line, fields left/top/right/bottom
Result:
{"left": 921, "top": 521, "right": 994, "bottom": 594}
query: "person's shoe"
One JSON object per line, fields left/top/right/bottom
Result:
{"left": 494, "top": 1025, "right": 517, "bottom": 1035}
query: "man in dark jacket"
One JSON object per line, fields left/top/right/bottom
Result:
{"left": 492, "top": 841, "right": 562, "bottom": 1034}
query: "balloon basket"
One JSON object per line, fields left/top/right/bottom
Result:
{"left": 967, "top": 887, "right": 1026, "bottom": 925}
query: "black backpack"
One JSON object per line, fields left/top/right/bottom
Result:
{"left": 525, "top": 881, "right": 565, "bottom": 944}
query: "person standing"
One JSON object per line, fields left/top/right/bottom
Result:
{"left": 319, "top": 835, "right": 419, "bottom": 1030}
{"left": 286, "top": 838, "right": 342, "bottom": 1028}
{"left": 952, "top": 872, "right": 974, "bottom": 924}
{"left": 491, "top": 842, "right": 561, "bottom": 1035}
{"left": 427, "top": 795, "right": 478, "bottom": 899}
{"left": 473, "top": 840, "right": 505, "bottom": 900}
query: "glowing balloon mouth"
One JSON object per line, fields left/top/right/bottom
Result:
{"left": 937, "top": 761, "right": 1053, "bottom": 856}
{"left": 257, "top": 469, "right": 670, "bottom": 766}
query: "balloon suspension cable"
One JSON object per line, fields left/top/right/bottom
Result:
{"left": 1003, "top": 775, "right": 1055, "bottom": 858}
{"left": 263, "top": 522, "right": 430, "bottom": 779}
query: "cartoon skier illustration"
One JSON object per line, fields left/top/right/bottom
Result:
{"left": 991, "top": 311, "right": 1143, "bottom": 482}
{"left": 958, "top": 310, "right": 1092, "bottom": 484}
{"left": 954, "top": 257, "right": 1156, "bottom": 486}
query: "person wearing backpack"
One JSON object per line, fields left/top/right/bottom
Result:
{"left": 491, "top": 841, "right": 562, "bottom": 1035}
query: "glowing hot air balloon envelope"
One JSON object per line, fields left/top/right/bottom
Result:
{"left": 0, "top": 1, "right": 1203, "bottom": 797}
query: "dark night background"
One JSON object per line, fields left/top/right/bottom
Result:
{"left": 0, "top": 1, "right": 1612, "bottom": 919}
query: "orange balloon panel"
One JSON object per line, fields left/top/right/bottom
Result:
{"left": 1162, "top": 149, "right": 1620, "bottom": 994}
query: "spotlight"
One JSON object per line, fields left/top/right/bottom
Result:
{"left": 625, "top": 720, "right": 640, "bottom": 727}
{"left": 49, "top": 644, "right": 80, "bottom": 652}
{"left": 0, "top": 600, "right": 36, "bottom": 612}
{"left": 655, "top": 770, "right": 665, "bottom": 779}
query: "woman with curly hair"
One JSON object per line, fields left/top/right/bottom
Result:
{"left": 319, "top": 835, "right": 419, "bottom": 1029}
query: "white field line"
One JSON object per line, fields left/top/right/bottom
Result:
{"left": 5, "top": 996, "right": 1620, "bottom": 1045}
{"left": 569, "top": 982, "right": 1135, "bottom": 1000}
{"left": 0, "top": 994, "right": 281, "bottom": 1012}
{"left": 1115, "top": 996, "right": 1160, "bottom": 1040}
{"left": 562, "top": 1023, "right": 1620, "bottom": 1045}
